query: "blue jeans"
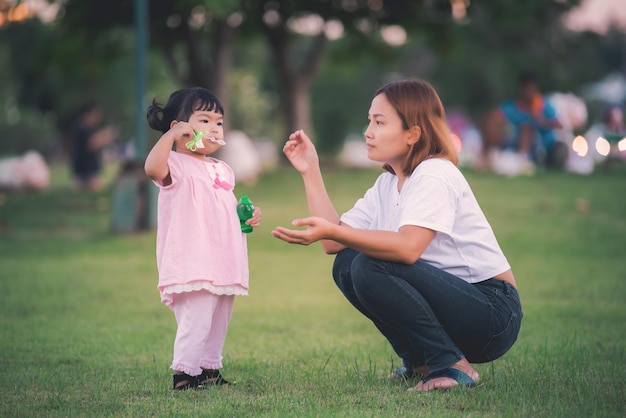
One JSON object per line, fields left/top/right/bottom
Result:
{"left": 332, "top": 249, "right": 522, "bottom": 373}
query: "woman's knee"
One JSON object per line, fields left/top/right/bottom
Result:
{"left": 332, "top": 248, "right": 358, "bottom": 289}
{"left": 351, "top": 254, "right": 387, "bottom": 293}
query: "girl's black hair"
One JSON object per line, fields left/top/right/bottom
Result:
{"left": 146, "top": 87, "right": 224, "bottom": 134}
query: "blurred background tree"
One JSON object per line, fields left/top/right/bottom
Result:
{"left": 0, "top": 0, "right": 624, "bottom": 158}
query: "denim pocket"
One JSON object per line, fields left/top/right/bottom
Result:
{"left": 487, "top": 287, "right": 500, "bottom": 303}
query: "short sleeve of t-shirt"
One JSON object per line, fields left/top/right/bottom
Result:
{"left": 339, "top": 176, "right": 386, "bottom": 229}
{"left": 397, "top": 173, "right": 457, "bottom": 235}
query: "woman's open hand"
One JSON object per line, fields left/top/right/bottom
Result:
{"left": 271, "top": 216, "right": 335, "bottom": 246}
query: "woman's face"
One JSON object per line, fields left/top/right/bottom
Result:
{"left": 364, "top": 93, "right": 416, "bottom": 169}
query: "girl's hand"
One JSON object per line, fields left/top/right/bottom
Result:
{"left": 145, "top": 121, "right": 196, "bottom": 183}
{"left": 167, "top": 121, "right": 196, "bottom": 149}
{"left": 283, "top": 130, "right": 320, "bottom": 175}
{"left": 271, "top": 216, "right": 334, "bottom": 246}
{"left": 246, "top": 206, "right": 262, "bottom": 228}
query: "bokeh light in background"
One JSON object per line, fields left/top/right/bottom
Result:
{"left": 595, "top": 137, "right": 611, "bottom": 157}
{"left": 450, "top": 132, "right": 462, "bottom": 153}
{"left": 0, "top": 0, "right": 60, "bottom": 26}
{"left": 565, "top": 0, "right": 626, "bottom": 34}
{"left": 572, "top": 135, "right": 589, "bottom": 157}
{"left": 380, "top": 25, "right": 407, "bottom": 46}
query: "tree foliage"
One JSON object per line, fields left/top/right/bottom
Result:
{"left": 1, "top": 0, "right": 624, "bottom": 159}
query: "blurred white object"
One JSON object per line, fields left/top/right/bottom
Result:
{"left": 548, "top": 92, "right": 588, "bottom": 133}
{"left": 447, "top": 110, "right": 484, "bottom": 169}
{"left": 565, "top": 135, "right": 595, "bottom": 175}
{"left": 218, "top": 131, "right": 262, "bottom": 185}
{"left": 489, "top": 150, "right": 534, "bottom": 177}
{"left": 547, "top": 92, "right": 595, "bottom": 175}
{"left": 581, "top": 73, "right": 626, "bottom": 104}
{"left": 457, "top": 126, "right": 483, "bottom": 168}
{"left": 254, "top": 139, "right": 279, "bottom": 170}
{"left": 0, "top": 151, "right": 50, "bottom": 190}
{"left": 339, "top": 134, "right": 380, "bottom": 168}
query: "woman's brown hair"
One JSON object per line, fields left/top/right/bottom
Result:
{"left": 375, "top": 79, "right": 458, "bottom": 176}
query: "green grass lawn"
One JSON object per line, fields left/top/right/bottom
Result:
{"left": 0, "top": 162, "right": 625, "bottom": 417}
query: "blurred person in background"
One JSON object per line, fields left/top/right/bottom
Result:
{"left": 70, "top": 103, "right": 116, "bottom": 191}
{"left": 480, "top": 72, "right": 566, "bottom": 175}
{"left": 601, "top": 104, "right": 626, "bottom": 138}
{"left": 586, "top": 104, "right": 626, "bottom": 163}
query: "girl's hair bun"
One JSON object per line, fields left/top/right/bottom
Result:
{"left": 146, "top": 99, "right": 166, "bottom": 132}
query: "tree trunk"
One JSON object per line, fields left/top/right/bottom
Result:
{"left": 282, "top": 75, "right": 312, "bottom": 136}
{"left": 206, "top": 20, "right": 236, "bottom": 127}
{"left": 159, "top": 18, "right": 236, "bottom": 128}
{"left": 263, "top": 22, "right": 327, "bottom": 156}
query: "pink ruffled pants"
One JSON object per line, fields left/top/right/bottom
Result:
{"left": 170, "top": 290, "right": 234, "bottom": 376}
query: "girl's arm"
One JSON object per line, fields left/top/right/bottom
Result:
{"left": 283, "top": 130, "right": 345, "bottom": 254}
{"left": 144, "top": 123, "right": 193, "bottom": 184}
{"left": 144, "top": 133, "right": 176, "bottom": 184}
{"left": 272, "top": 217, "right": 435, "bottom": 264}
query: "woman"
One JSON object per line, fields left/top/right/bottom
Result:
{"left": 271, "top": 79, "right": 522, "bottom": 391}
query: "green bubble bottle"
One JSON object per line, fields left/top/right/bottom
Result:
{"left": 237, "top": 195, "right": 255, "bottom": 233}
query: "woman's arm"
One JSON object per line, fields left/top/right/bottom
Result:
{"left": 283, "top": 130, "right": 346, "bottom": 254}
{"left": 272, "top": 216, "right": 435, "bottom": 264}
{"left": 299, "top": 165, "right": 347, "bottom": 254}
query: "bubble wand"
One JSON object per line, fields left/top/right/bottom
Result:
{"left": 186, "top": 131, "right": 226, "bottom": 152}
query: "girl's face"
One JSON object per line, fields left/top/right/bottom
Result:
{"left": 177, "top": 109, "right": 224, "bottom": 157}
{"left": 364, "top": 93, "right": 417, "bottom": 171}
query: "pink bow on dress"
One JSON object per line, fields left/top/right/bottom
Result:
{"left": 213, "top": 173, "right": 233, "bottom": 191}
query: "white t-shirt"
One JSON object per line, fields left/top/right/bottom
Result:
{"left": 340, "top": 158, "right": 510, "bottom": 283}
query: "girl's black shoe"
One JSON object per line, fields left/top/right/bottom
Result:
{"left": 172, "top": 373, "right": 200, "bottom": 390}
{"left": 199, "top": 369, "right": 234, "bottom": 386}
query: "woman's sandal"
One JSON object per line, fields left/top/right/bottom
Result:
{"left": 418, "top": 367, "right": 477, "bottom": 390}
{"left": 172, "top": 373, "right": 200, "bottom": 390}
{"left": 199, "top": 369, "right": 234, "bottom": 386}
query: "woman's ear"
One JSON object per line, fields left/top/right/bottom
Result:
{"left": 170, "top": 120, "right": 179, "bottom": 129}
{"left": 408, "top": 126, "right": 421, "bottom": 145}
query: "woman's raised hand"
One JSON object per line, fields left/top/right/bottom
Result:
{"left": 283, "top": 130, "right": 319, "bottom": 175}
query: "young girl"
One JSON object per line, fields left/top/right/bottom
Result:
{"left": 144, "top": 87, "right": 262, "bottom": 390}
{"left": 272, "top": 79, "right": 522, "bottom": 391}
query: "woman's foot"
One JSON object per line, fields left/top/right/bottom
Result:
{"left": 408, "top": 359, "right": 478, "bottom": 392}
{"left": 199, "top": 369, "right": 234, "bottom": 386}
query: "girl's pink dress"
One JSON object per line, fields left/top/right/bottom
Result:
{"left": 153, "top": 152, "right": 248, "bottom": 307}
